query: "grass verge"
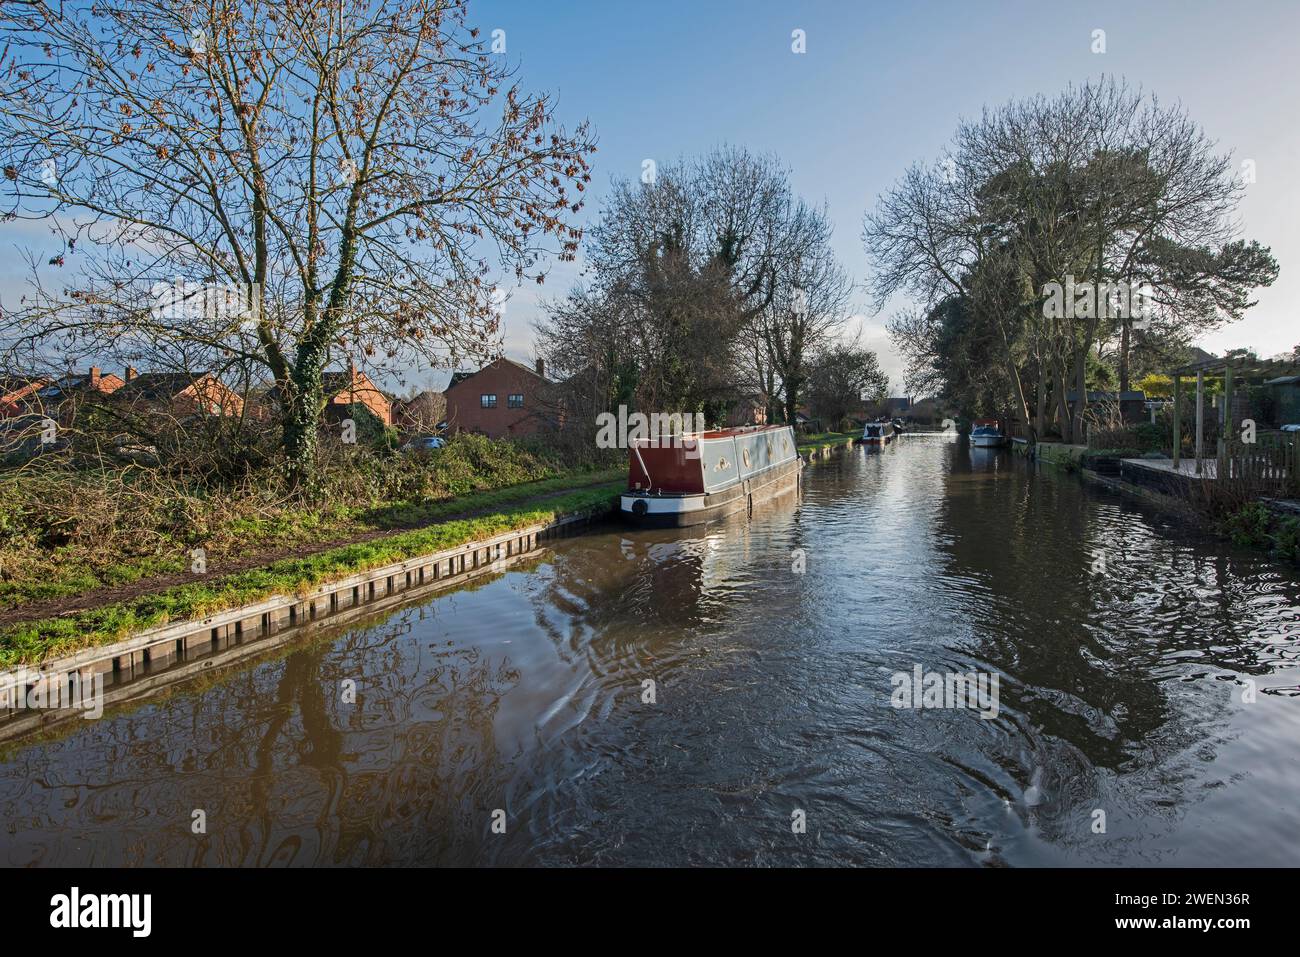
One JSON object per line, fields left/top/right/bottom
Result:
{"left": 0, "top": 466, "right": 622, "bottom": 611}
{"left": 0, "top": 482, "right": 622, "bottom": 668}
{"left": 796, "top": 431, "right": 858, "bottom": 454}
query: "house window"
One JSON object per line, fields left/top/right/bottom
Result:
{"left": 508, "top": 394, "right": 524, "bottom": 408}
{"left": 480, "top": 394, "right": 497, "bottom": 408}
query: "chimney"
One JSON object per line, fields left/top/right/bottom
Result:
{"left": 89, "top": 366, "right": 100, "bottom": 388}
{"left": 125, "top": 366, "right": 137, "bottom": 382}
{"left": 535, "top": 358, "right": 545, "bottom": 378}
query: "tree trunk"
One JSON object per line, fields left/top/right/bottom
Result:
{"left": 783, "top": 387, "right": 799, "bottom": 432}
{"left": 990, "top": 306, "right": 1030, "bottom": 439}
{"left": 1034, "top": 357, "right": 1046, "bottom": 442}
{"left": 1118, "top": 317, "right": 1131, "bottom": 394}
{"left": 1052, "top": 357, "right": 1071, "bottom": 441}
{"left": 1005, "top": 355, "right": 1031, "bottom": 441}
{"left": 282, "top": 353, "right": 326, "bottom": 494}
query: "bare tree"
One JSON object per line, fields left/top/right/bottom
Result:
{"left": 752, "top": 198, "right": 853, "bottom": 426}
{"left": 0, "top": 0, "right": 594, "bottom": 489}
{"left": 538, "top": 146, "right": 852, "bottom": 435}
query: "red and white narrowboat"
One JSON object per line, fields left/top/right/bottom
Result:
{"left": 620, "top": 424, "right": 803, "bottom": 527}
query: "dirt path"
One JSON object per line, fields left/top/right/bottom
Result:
{"left": 0, "top": 477, "right": 620, "bottom": 630}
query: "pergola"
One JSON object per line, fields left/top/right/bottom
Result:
{"left": 1167, "top": 355, "right": 1300, "bottom": 475}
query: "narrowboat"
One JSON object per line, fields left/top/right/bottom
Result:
{"left": 861, "top": 420, "right": 897, "bottom": 445}
{"left": 620, "top": 424, "right": 802, "bottom": 527}
{"left": 969, "top": 419, "right": 1008, "bottom": 447}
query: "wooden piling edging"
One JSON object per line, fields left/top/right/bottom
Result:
{"left": 0, "top": 506, "right": 610, "bottom": 742}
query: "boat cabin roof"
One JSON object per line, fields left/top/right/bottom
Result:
{"left": 630, "top": 423, "right": 790, "bottom": 444}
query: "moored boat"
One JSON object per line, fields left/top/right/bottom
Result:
{"left": 862, "top": 420, "right": 896, "bottom": 445}
{"left": 620, "top": 424, "right": 802, "bottom": 527}
{"left": 969, "top": 419, "right": 1008, "bottom": 447}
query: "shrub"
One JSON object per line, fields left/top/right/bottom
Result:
{"left": 1129, "top": 422, "right": 1166, "bottom": 452}
{"left": 0, "top": 430, "right": 587, "bottom": 610}
{"left": 1219, "top": 502, "right": 1300, "bottom": 562}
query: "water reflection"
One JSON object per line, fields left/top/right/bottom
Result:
{"left": 1, "top": 438, "right": 1299, "bottom": 866}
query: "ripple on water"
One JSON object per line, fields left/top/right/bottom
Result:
{"left": 2, "top": 439, "right": 1300, "bottom": 865}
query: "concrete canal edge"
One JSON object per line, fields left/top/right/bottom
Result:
{"left": 1024, "top": 440, "right": 1196, "bottom": 512}
{"left": 0, "top": 500, "right": 617, "bottom": 743}
{"left": 1029, "top": 442, "right": 1088, "bottom": 467}
{"left": 1026, "top": 439, "right": 1298, "bottom": 529}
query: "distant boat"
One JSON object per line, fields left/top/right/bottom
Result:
{"left": 862, "top": 420, "right": 897, "bottom": 446}
{"left": 969, "top": 419, "right": 1007, "bottom": 448}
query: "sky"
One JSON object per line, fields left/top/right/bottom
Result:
{"left": 468, "top": 0, "right": 1300, "bottom": 394}
{"left": 3, "top": 1, "right": 1296, "bottom": 395}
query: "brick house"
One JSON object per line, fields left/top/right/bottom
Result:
{"left": 114, "top": 372, "right": 244, "bottom": 418}
{"left": 443, "top": 357, "right": 554, "bottom": 439}
{"left": 321, "top": 365, "right": 393, "bottom": 426}
{"left": 36, "top": 367, "right": 129, "bottom": 422}
{"left": 255, "top": 365, "right": 392, "bottom": 427}
{"left": 0, "top": 367, "right": 128, "bottom": 420}
{"left": 0, "top": 376, "right": 50, "bottom": 418}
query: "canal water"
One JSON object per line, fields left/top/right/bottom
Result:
{"left": 2, "top": 435, "right": 1299, "bottom": 866}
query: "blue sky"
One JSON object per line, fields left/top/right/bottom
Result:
{"left": 3, "top": 2, "right": 1294, "bottom": 393}
{"left": 474, "top": 0, "right": 1300, "bottom": 393}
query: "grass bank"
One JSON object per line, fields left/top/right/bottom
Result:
{"left": 796, "top": 431, "right": 858, "bottom": 454}
{"left": 0, "top": 481, "right": 622, "bottom": 667}
{"left": 0, "top": 433, "right": 619, "bottom": 612}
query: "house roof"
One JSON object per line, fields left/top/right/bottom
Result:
{"left": 320, "top": 369, "right": 395, "bottom": 401}
{"left": 115, "top": 372, "right": 214, "bottom": 401}
{"left": 37, "top": 371, "right": 125, "bottom": 398}
{"left": 396, "top": 390, "right": 442, "bottom": 408}
{"left": 0, "top": 376, "right": 47, "bottom": 398}
{"left": 445, "top": 357, "right": 547, "bottom": 392}
{"left": 1265, "top": 375, "right": 1300, "bottom": 386}
{"left": 1066, "top": 390, "right": 1146, "bottom": 402}
{"left": 1168, "top": 353, "right": 1300, "bottom": 378}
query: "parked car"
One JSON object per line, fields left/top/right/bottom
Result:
{"left": 400, "top": 435, "right": 446, "bottom": 453}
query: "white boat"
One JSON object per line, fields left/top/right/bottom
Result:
{"left": 862, "top": 421, "right": 896, "bottom": 446}
{"left": 969, "top": 419, "right": 1007, "bottom": 448}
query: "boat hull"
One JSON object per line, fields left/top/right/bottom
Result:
{"left": 970, "top": 434, "right": 1007, "bottom": 448}
{"left": 621, "top": 457, "right": 802, "bottom": 527}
